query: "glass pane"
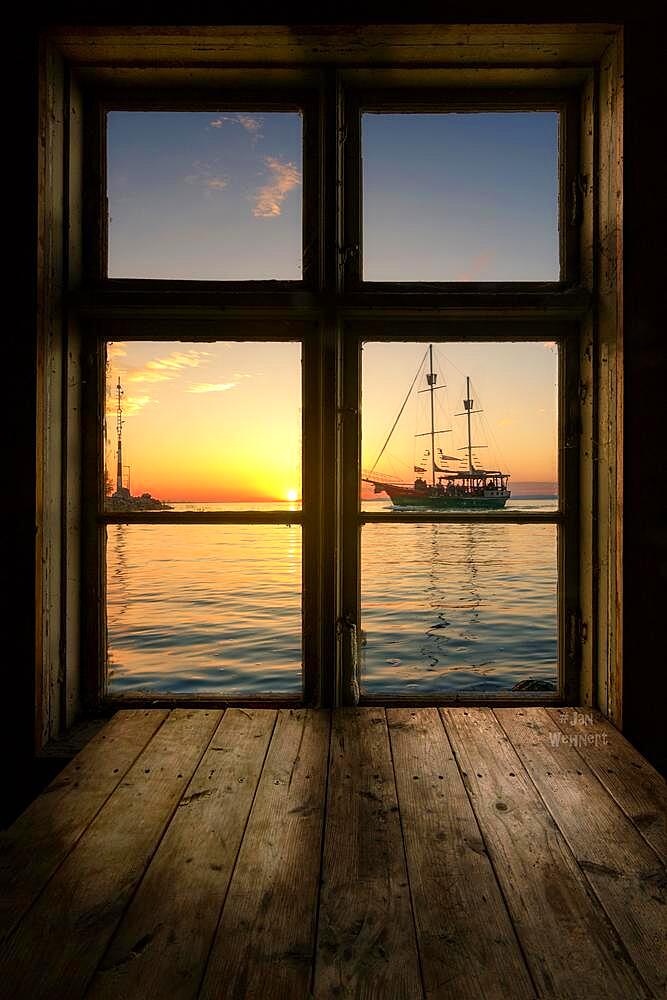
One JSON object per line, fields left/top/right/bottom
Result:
{"left": 108, "top": 111, "right": 302, "bottom": 280}
{"left": 104, "top": 341, "right": 301, "bottom": 511}
{"left": 361, "top": 523, "right": 557, "bottom": 694}
{"left": 362, "top": 112, "right": 559, "bottom": 281}
{"left": 106, "top": 524, "right": 302, "bottom": 695}
{"left": 362, "top": 341, "right": 558, "bottom": 512}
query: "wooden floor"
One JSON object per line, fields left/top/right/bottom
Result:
{"left": 1, "top": 708, "right": 665, "bottom": 999}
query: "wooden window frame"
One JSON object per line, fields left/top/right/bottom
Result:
{"left": 35, "top": 25, "right": 623, "bottom": 739}
{"left": 340, "top": 322, "right": 579, "bottom": 706}
{"left": 342, "top": 88, "right": 580, "bottom": 290}
{"left": 85, "top": 90, "right": 321, "bottom": 289}
{"left": 83, "top": 321, "right": 321, "bottom": 710}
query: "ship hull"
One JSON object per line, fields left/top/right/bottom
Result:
{"left": 380, "top": 484, "right": 510, "bottom": 510}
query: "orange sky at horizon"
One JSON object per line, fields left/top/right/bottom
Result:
{"left": 361, "top": 341, "right": 558, "bottom": 497}
{"left": 105, "top": 341, "right": 302, "bottom": 503}
{"left": 104, "top": 340, "right": 558, "bottom": 504}
{"left": 104, "top": 110, "right": 559, "bottom": 503}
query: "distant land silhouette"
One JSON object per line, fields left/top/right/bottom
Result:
{"left": 509, "top": 481, "right": 558, "bottom": 498}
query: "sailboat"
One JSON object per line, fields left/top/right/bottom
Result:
{"left": 363, "top": 345, "right": 511, "bottom": 509}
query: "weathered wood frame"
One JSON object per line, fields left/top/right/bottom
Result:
{"left": 84, "top": 88, "right": 321, "bottom": 288}
{"left": 35, "top": 25, "right": 623, "bottom": 737}
{"left": 339, "top": 322, "right": 580, "bottom": 706}
{"left": 85, "top": 320, "right": 323, "bottom": 710}
{"left": 341, "top": 88, "right": 581, "bottom": 289}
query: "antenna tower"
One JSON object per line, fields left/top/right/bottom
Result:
{"left": 115, "top": 377, "right": 124, "bottom": 493}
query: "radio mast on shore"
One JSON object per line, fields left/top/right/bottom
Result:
{"left": 116, "top": 377, "right": 124, "bottom": 494}
{"left": 105, "top": 372, "right": 172, "bottom": 511}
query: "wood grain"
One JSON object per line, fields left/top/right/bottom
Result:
{"left": 442, "top": 708, "right": 648, "bottom": 999}
{"left": 388, "top": 708, "right": 534, "bottom": 999}
{"left": 548, "top": 706, "right": 667, "bottom": 861}
{"left": 315, "top": 708, "right": 423, "bottom": 999}
{"left": 0, "top": 709, "right": 220, "bottom": 999}
{"left": 199, "top": 709, "right": 329, "bottom": 1000}
{"left": 497, "top": 707, "right": 666, "bottom": 998}
{"left": 2, "top": 706, "right": 662, "bottom": 998}
{"left": 88, "top": 709, "right": 276, "bottom": 1000}
{"left": 0, "top": 709, "right": 167, "bottom": 942}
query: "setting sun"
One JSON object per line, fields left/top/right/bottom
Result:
{"left": 104, "top": 341, "right": 302, "bottom": 505}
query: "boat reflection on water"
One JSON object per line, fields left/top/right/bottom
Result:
{"left": 417, "top": 524, "right": 481, "bottom": 674}
{"left": 359, "top": 516, "right": 558, "bottom": 695}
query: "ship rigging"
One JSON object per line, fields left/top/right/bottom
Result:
{"left": 363, "top": 345, "right": 511, "bottom": 509}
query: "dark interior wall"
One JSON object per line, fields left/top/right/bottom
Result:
{"left": 7, "top": 27, "right": 39, "bottom": 825}
{"left": 622, "top": 21, "right": 666, "bottom": 773}
{"left": 6, "top": 12, "right": 664, "bottom": 823}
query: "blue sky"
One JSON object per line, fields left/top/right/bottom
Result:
{"left": 106, "top": 111, "right": 560, "bottom": 489}
{"left": 108, "top": 109, "right": 558, "bottom": 283}
{"left": 363, "top": 112, "right": 559, "bottom": 281}
{"left": 108, "top": 111, "right": 303, "bottom": 280}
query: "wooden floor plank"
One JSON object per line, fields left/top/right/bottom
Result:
{"left": 0, "top": 709, "right": 168, "bottom": 943}
{"left": 315, "top": 708, "right": 423, "bottom": 1000}
{"left": 547, "top": 706, "right": 667, "bottom": 861}
{"left": 442, "top": 708, "right": 649, "bottom": 999}
{"left": 87, "top": 708, "right": 276, "bottom": 1000}
{"left": 3, "top": 706, "right": 664, "bottom": 1000}
{"left": 0, "top": 709, "right": 221, "bottom": 1000}
{"left": 497, "top": 707, "right": 666, "bottom": 999}
{"left": 199, "top": 708, "right": 329, "bottom": 1000}
{"left": 387, "top": 708, "right": 535, "bottom": 999}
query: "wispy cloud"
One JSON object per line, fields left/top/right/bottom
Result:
{"left": 121, "top": 349, "right": 211, "bottom": 386}
{"left": 126, "top": 371, "right": 173, "bottom": 384}
{"left": 252, "top": 156, "right": 301, "bottom": 218}
{"left": 210, "top": 114, "right": 264, "bottom": 139}
{"left": 238, "top": 115, "right": 263, "bottom": 135}
{"left": 123, "top": 394, "right": 156, "bottom": 416}
{"left": 186, "top": 382, "right": 237, "bottom": 394}
{"left": 107, "top": 343, "right": 127, "bottom": 360}
{"left": 105, "top": 393, "right": 156, "bottom": 422}
{"left": 454, "top": 251, "right": 495, "bottom": 282}
{"left": 185, "top": 161, "right": 230, "bottom": 195}
{"left": 146, "top": 351, "right": 210, "bottom": 372}
{"left": 107, "top": 349, "right": 213, "bottom": 426}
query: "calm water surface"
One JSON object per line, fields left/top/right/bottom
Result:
{"left": 106, "top": 500, "right": 557, "bottom": 695}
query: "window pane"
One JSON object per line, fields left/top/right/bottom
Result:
{"left": 104, "top": 341, "right": 301, "bottom": 511}
{"left": 362, "top": 341, "right": 558, "bottom": 512}
{"left": 106, "top": 525, "right": 302, "bottom": 695}
{"left": 360, "top": 523, "right": 557, "bottom": 694}
{"left": 362, "top": 112, "right": 559, "bottom": 281}
{"left": 107, "top": 111, "right": 302, "bottom": 280}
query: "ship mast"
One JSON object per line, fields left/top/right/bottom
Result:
{"left": 416, "top": 345, "right": 451, "bottom": 484}
{"left": 464, "top": 376, "right": 473, "bottom": 472}
{"left": 116, "top": 376, "right": 124, "bottom": 493}
{"left": 427, "top": 345, "right": 437, "bottom": 486}
{"left": 456, "top": 377, "right": 486, "bottom": 474}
